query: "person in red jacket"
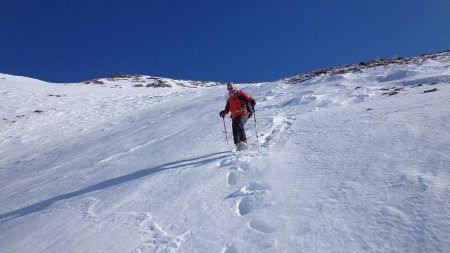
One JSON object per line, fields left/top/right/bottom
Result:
{"left": 219, "top": 83, "right": 256, "bottom": 151}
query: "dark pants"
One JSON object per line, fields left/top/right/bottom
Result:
{"left": 232, "top": 115, "right": 248, "bottom": 144}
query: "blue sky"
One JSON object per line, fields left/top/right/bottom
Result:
{"left": 1, "top": 0, "right": 449, "bottom": 83}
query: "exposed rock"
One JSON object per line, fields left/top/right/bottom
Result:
{"left": 284, "top": 50, "right": 450, "bottom": 84}
{"left": 156, "top": 80, "right": 171, "bottom": 87}
{"left": 110, "top": 73, "right": 142, "bottom": 79}
{"left": 382, "top": 91, "right": 399, "bottom": 96}
{"left": 84, "top": 80, "right": 104, "bottom": 85}
{"left": 424, "top": 88, "right": 437, "bottom": 93}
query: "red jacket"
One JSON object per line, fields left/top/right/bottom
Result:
{"left": 223, "top": 90, "right": 254, "bottom": 120}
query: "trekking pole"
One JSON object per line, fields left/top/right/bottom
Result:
{"left": 254, "top": 111, "right": 260, "bottom": 153}
{"left": 222, "top": 117, "right": 229, "bottom": 145}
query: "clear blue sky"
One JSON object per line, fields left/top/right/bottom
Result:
{"left": 1, "top": 0, "right": 449, "bottom": 83}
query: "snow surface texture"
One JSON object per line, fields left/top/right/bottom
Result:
{"left": 1, "top": 54, "right": 450, "bottom": 253}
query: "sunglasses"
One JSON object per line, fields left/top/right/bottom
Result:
{"left": 227, "top": 87, "right": 234, "bottom": 90}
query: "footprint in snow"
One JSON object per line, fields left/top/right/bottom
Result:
{"left": 226, "top": 181, "right": 271, "bottom": 199}
{"left": 237, "top": 195, "right": 272, "bottom": 216}
{"left": 128, "top": 213, "right": 191, "bottom": 253}
{"left": 223, "top": 242, "right": 238, "bottom": 253}
{"left": 219, "top": 158, "right": 233, "bottom": 167}
{"left": 225, "top": 182, "right": 272, "bottom": 215}
{"left": 231, "top": 154, "right": 251, "bottom": 171}
{"left": 227, "top": 171, "right": 238, "bottom": 186}
{"left": 248, "top": 219, "right": 275, "bottom": 234}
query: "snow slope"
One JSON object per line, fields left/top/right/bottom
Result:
{"left": 1, "top": 53, "right": 449, "bottom": 253}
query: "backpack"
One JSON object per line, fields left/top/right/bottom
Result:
{"left": 237, "top": 90, "right": 255, "bottom": 117}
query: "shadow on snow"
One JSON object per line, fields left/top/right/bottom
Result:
{"left": 0, "top": 151, "right": 231, "bottom": 222}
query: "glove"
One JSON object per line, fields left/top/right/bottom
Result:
{"left": 251, "top": 98, "right": 256, "bottom": 106}
{"left": 219, "top": 110, "right": 225, "bottom": 118}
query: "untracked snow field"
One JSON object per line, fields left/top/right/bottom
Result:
{"left": 1, "top": 55, "right": 449, "bottom": 252}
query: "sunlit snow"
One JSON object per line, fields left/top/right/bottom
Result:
{"left": 1, "top": 52, "right": 449, "bottom": 252}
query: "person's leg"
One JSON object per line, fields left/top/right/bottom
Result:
{"left": 232, "top": 119, "right": 239, "bottom": 144}
{"left": 232, "top": 115, "right": 248, "bottom": 146}
{"left": 237, "top": 115, "right": 248, "bottom": 144}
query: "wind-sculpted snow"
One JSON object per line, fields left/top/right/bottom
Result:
{"left": 1, "top": 52, "right": 450, "bottom": 252}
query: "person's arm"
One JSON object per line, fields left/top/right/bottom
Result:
{"left": 219, "top": 99, "right": 230, "bottom": 117}
{"left": 224, "top": 99, "right": 230, "bottom": 114}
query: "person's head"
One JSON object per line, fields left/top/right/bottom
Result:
{"left": 227, "top": 83, "right": 236, "bottom": 94}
